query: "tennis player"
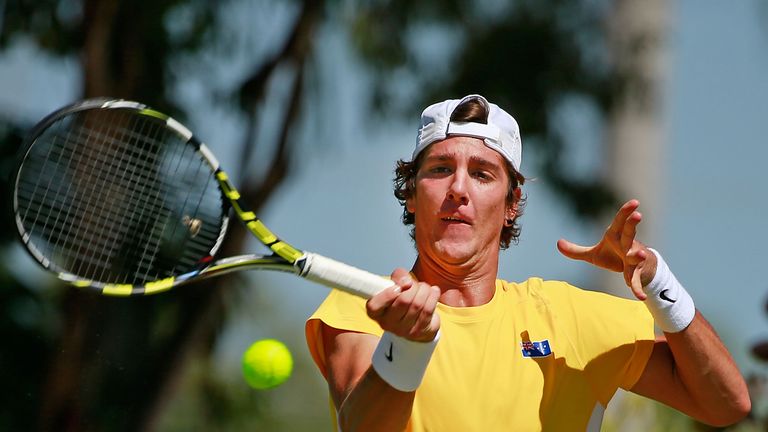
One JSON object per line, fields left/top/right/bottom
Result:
{"left": 305, "top": 94, "right": 750, "bottom": 431}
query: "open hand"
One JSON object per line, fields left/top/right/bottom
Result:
{"left": 556, "top": 200, "right": 657, "bottom": 300}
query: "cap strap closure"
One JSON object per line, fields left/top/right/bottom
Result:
{"left": 447, "top": 121, "right": 501, "bottom": 142}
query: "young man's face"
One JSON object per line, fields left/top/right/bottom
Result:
{"left": 407, "top": 136, "right": 514, "bottom": 267}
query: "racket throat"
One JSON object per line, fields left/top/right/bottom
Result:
{"left": 294, "top": 254, "right": 312, "bottom": 277}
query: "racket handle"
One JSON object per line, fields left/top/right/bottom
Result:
{"left": 300, "top": 253, "right": 394, "bottom": 298}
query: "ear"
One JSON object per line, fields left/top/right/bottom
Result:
{"left": 406, "top": 195, "right": 416, "bottom": 214}
{"left": 505, "top": 188, "right": 522, "bottom": 222}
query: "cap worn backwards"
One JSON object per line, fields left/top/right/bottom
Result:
{"left": 414, "top": 94, "right": 522, "bottom": 172}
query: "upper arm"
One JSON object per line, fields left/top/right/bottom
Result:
{"left": 320, "top": 322, "right": 379, "bottom": 410}
{"left": 630, "top": 337, "right": 682, "bottom": 400}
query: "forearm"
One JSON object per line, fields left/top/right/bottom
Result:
{"left": 633, "top": 249, "right": 750, "bottom": 425}
{"left": 330, "top": 272, "right": 440, "bottom": 431}
{"left": 664, "top": 312, "right": 751, "bottom": 425}
{"left": 338, "top": 367, "right": 414, "bottom": 432}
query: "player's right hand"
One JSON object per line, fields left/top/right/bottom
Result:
{"left": 366, "top": 268, "right": 441, "bottom": 342}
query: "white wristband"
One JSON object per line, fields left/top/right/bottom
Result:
{"left": 643, "top": 248, "right": 696, "bottom": 333}
{"left": 371, "top": 331, "right": 440, "bottom": 392}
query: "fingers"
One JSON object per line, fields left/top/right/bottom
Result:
{"left": 624, "top": 242, "right": 648, "bottom": 266}
{"left": 625, "top": 244, "right": 649, "bottom": 300}
{"left": 608, "top": 200, "right": 640, "bottom": 237}
{"left": 557, "top": 200, "right": 641, "bottom": 264}
{"left": 366, "top": 269, "right": 441, "bottom": 342}
{"left": 558, "top": 199, "right": 659, "bottom": 301}
{"left": 556, "top": 238, "right": 592, "bottom": 261}
{"left": 390, "top": 267, "right": 412, "bottom": 289}
{"left": 620, "top": 210, "right": 642, "bottom": 252}
{"left": 626, "top": 247, "right": 657, "bottom": 300}
{"left": 630, "top": 267, "right": 646, "bottom": 300}
{"left": 606, "top": 200, "right": 643, "bottom": 265}
{"left": 407, "top": 284, "right": 441, "bottom": 340}
{"left": 366, "top": 268, "right": 412, "bottom": 314}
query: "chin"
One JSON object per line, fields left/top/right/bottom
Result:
{"left": 433, "top": 243, "right": 476, "bottom": 264}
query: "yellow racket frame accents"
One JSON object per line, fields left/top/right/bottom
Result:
{"left": 15, "top": 98, "right": 391, "bottom": 299}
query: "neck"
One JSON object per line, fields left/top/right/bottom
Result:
{"left": 411, "top": 255, "right": 499, "bottom": 307}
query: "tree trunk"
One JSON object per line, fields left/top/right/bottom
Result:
{"left": 602, "top": 0, "right": 669, "bottom": 430}
{"left": 602, "top": 0, "right": 669, "bottom": 297}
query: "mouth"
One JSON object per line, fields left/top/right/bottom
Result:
{"left": 441, "top": 216, "right": 470, "bottom": 225}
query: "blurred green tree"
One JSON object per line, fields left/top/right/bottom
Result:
{"left": 1, "top": 0, "right": 322, "bottom": 430}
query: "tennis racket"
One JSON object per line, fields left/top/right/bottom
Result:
{"left": 11, "top": 98, "right": 393, "bottom": 297}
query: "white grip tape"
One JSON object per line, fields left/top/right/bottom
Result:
{"left": 371, "top": 331, "right": 440, "bottom": 392}
{"left": 302, "top": 253, "right": 393, "bottom": 299}
{"left": 643, "top": 248, "right": 696, "bottom": 333}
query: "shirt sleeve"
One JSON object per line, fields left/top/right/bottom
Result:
{"left": 305, "top": 289, "right": 383, "bottom": 379}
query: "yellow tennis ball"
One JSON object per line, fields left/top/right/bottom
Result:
{"left": 241, "top": 339, "right": 293, "bottom": 389}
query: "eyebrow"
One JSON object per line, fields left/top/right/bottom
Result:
{"left": 469, "top": 155, "right": 501, "bottom": 168}
{"left": 423, "top": 153, "right": 504, "bottom": 170}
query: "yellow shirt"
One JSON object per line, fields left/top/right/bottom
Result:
{"left": 305, "top": 278, "right": 656, "bottom": 431}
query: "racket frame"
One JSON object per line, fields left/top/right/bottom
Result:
{"left": 12, "top": 98, "right": 391, "bottom": 298}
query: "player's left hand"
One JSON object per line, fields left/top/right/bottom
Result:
{"left": 556, "top": 199, "right": 657, "bottom": 300}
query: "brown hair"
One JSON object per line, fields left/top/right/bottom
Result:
{"left": 393, "top": 99, "right": 526, "bottom": 249}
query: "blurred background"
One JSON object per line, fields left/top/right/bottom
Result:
{"left": 0, "top": 0, "right": 766, "bottom": 430}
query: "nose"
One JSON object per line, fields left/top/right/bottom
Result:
{"left": 446, "top": 171, "right": 469, "bottom": 205}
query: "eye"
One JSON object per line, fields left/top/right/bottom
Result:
{"left": 428, "top": 165, "right": 452, "bottom": 174}
{"left": 472, "top": 170, "right": 493, "bottom": 181}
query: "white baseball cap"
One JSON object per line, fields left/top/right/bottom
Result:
{"left": 414, "top": 94, "right": 522, "bottom": 171}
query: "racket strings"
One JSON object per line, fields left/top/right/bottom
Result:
{"left": 108, "top": 113, "right": 172, "bottom": 282}
{"left": 131, "top": 125, "right": 216, "bottom": 280}
{"left": 16, "top": 108, "right": 225, "bottom": 285}
{"left": 19, "top": 117, "right": 88, "bottom": 231}
{"left": 19, "top": 115, "right": 158, "bottom": 246}
{"left": 91, "top": 114, "right": 223, "bottom": 282}
{"left": 157, "top": 144, "right": 220, "bottom": 275}
{"left": 21, "top": 118, "right": 106, "bottom": 263}
{"left": 65, "top": 111, "right": 163, "bottom": 281}
{"left": 20, "top": 110, "right": 163, "bottom": 281}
